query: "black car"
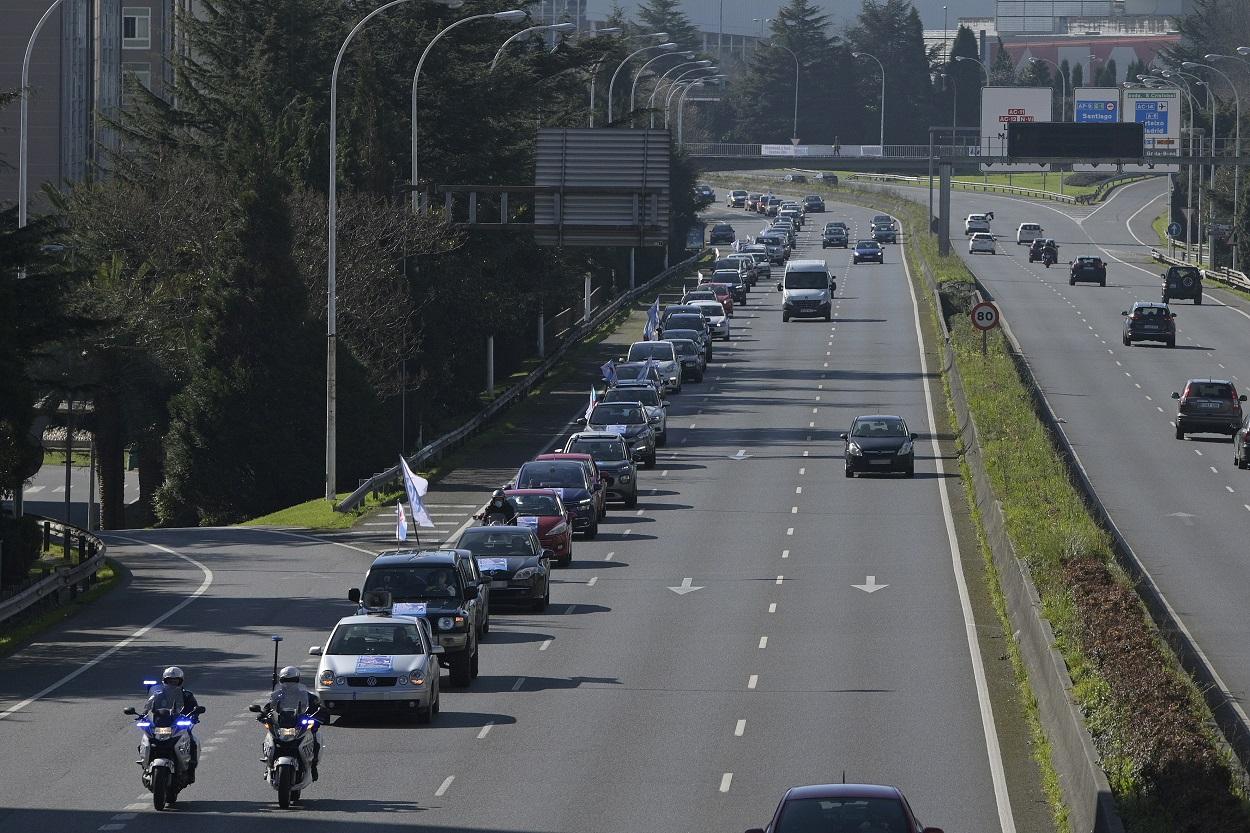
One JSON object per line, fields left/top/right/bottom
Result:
{"left": 803, "top": 195, "right": 825, "bottom": 212}
{"left": 350, "top": 550, "right": 485, "bottom": 686}
{"left": 852, "top": 240, "right": 884, "bottom": 264}
{"left": 585, "top": 401, "right": 657, "bottom": 468}
{"left": 661, "top": 327, "right": 711, "bottom": 362}
{"left": 822, "top": 224, "right": 849, "bottom": 248}
{"left": 1070, "top": 256, "right": 1107, "bottom": 286}
{"left": 708, "top": 223, "right": 736, "bottom": 245}
{"left": 1121, "top": 302, "right": 1175, "bottom": 347}
{"left": 783, "top": 173, "right": 807, "bottom": 182}
{"left": 666, "top": 338, "right": 706, "bottom": 381}
{"left": 565, "top": 431, "right": 639, "bottom": 507}
{"left": 841, "top": 414, "right": 917, "bottom": 477}
{"left": 1162, "top": 264, "right": 1203, "bottom": 304}
{"left": 456, "top": 526, "right": 551, "bottom": 612}
{"left": 745, "top": 783, "right": 944, "bottom": 833}
{"left": 659, "top": 313, "right": 711, "bottom": 341}
{"left": 511, "top": 460, "right": 600, "bottom": 538}
{"left": 872, "top": 224, "right": 897, "bottom": 244}
{"left": 1173, "top": 379, "right": 1246, "bottom": 440}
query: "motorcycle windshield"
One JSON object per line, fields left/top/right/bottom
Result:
{"left": 271, "top": 685, "right": 310, "bottom": 716}
{"left": 145, "top": 683, "right": 185, "bottom": 714}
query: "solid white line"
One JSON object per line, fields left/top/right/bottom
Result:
{"left": 900, "top": 231, "right": 1017, "bottom": 832}
{"left": 0, "top": 536, "right": 214, "bottom": 722}
{"left": 434, "top": 775, "right": 455, "bottom": 797}
{"left": 734, "top": 719, "right": 746, "bottom": 737}
{"left": 258, "top": 527, "right": 375, "bottom": 555}
{"left": 477, "top": 722, "right": 494, "bottom": 739}
{"left": 758, "top": 636, "right": 768, "bottom": 649}
{"left": 719, "top": 773, "right": 733, "bottom": 793}
{"left": 538, "top": 639, "right": 551, "bottom": 651}
{"left": 747, "top": 674, "right": 758, "bottom": 689}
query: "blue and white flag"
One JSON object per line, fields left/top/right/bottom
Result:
{"left": 399, "top": 455, "right": 435, "bottom": 528}
{"left": 643, "top": 297, "right": 660, "bottom": 341}
{"left": 584, "top": 386, "right": 598, "bottom": 422}
{"left": 600, "top": 361, "right": 617, "bottom": 385}
{"left": 396, "top": 501, "right": 408, "bottom": 541}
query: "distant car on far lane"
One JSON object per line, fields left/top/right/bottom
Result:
{"left": 727, "top": 189, "right": 748, "bottom": 207}
{"left": 802, "top": 194, "right": 825, "bottom": 212}
{"left": 743, "top": 783, "right": 945, "bottom": 833}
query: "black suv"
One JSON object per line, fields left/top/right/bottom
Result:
{"left": 1121, "top": 302, "right": 1175, "bottom": 347}
{"left": 1172, "top": 379, "right": 1246, "bottom": 440}
{"left": 350, "top": 550, "right": 487, "bottom": 687}
{"left": 565, "top": 432, "right": 639, "bottom": 507}
{"left": 1070, "top": 256, "right": 1107, "bottom": 286}
{"left": 803, "top": 195, "right": 825, "bottom": 212}
{"left": 1162, "top": 265, "right": 1203, "bottom": 304}
{"left": 708, "top": 224, "right": 736, "bottom": 245}
{"left": 822, "top": 224, "right": 849, "bottom": 248}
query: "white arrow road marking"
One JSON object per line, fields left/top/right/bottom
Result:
{"left": 728, "top": 449, "right": 750, "bottom": 461}
{"left": 852, "top": 575, "right": 888, "bottom": 593}
{"left": 668, "top": 577, "right": 704, "bottom": 595}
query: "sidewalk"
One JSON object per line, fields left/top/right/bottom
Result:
{"left": 313, "top": 276, "right": 691, "bottom": 553}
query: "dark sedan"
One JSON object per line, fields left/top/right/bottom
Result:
{"left": 1121, "top": 302, "right": 1175, "bottom": 347}
{"left": 585, "top": 402, "right": 657, "bottom": 468}
{"left": 872, "top": 224, "right": 897, "bottom": 243}
{"left": 852, "top": 240, "right": 884, "bottom": 264}
{"left": 745, "top": 783, "right": 944, "bottom": 833}
{"left": 456, "top": 526, "right": 551, "bottom": 611}
{"left": 709, "top": 223, "right": 736, "bottom": 245}
{"left": 802, "top": 195, "right": 825, "bottom": 212}
{"left": 1070, "top": 256, "right": 1107, "bottom": 286}
{"left": 842, "top": 414, "right": 917, "bottom": 477}
{"left": 510, "top": 460, "right": 599, "bottom": 538}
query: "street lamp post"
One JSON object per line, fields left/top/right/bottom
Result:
{"left": 955, "top": 54, "right": 990, "bottom": 84}
{"left": 583, "top": 28, "right": 624, "bottom": 128}
{"left": 1186, "top": 59, "right": 1242, "bottom": 271}
{"left": 18, "top": 0, "right": 66, "bottom": 230}
{"left": 852, "top": 52, "right": 885, "bottom": 147}
{"left": 491, "top": 22, "right": 574, "bottom": 71}
{"left": 1146, "top": 75, "right": 1198, "bottom": 259}
{"left": 630, "top": 51, "right": 694, "bottom": 123}
{"left": 763, "top": 42, "right": 800, "bottom": 143}
{"left": 678, "top": 78, "right": 722, "bottom": 144}
{"left": 647, "top": 60, "right": 713, "bottom": 128}
{"left": 411, "top": 10, "right": 528, "bottom": 214}
{"left": 1029, "top": 57, "right": 1067, "bottom": 121}
{"left": 663, "top": 68, "right": 718, "bottom": 127}
{"left": 608, "top": 39, "right": 677, "bottom": 124}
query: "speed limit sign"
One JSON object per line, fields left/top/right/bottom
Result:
{"left": 970, "top": 301, "right": 1000, "bottom": 331}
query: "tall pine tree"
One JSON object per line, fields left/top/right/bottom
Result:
{"left": 847, "top": 0, "right": 934, "bottom": 144}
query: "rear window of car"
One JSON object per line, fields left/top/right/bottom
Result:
{"left": 1186, "top": 382, "right": 1233, "bottom": 399}
{"left": 1170, "top": 267, "right": 1201, "bottom": 281}
{"left": 666, "top": 314, "right": 706, "bottom": 329}
{"left": 712, "top": 224, "right": 733, "bottom": 233}
{"left": 591, "top": 403, "right": 644, "bottom": 423}
{"left": 517, "top": 462, "right": 586, "bottom": 488}
{"left": 603, "top": 386, "right": 660, "bottom": 406}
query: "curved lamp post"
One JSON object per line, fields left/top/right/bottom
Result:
{"left": 583, "top": 27, "right": 625, "bottom": 127}
{"left": 490, "top": 21, "right": 573, "bottom": 71}
{"left": 677, "top": 76, "right": 725, "bottom": 143}
{"left": 629, "top": 51, "right": 694, "bottom": 123}
{"left": 1028, "top": 57, "right": 1067, "bottom": 121}
{"left": 607, "top": 41, "right": 677, "bottom": 123}
{"left": 1185, "top": 59, "right": 1242, "bottom": 271}
{"left": 851, "top": 51, "right": 884, "bottom": 147}
{"left": 763, "top": 41, "right": 800, "bottom": 143}
{"left": 647, "top": 60, "right": 713, "bottom": 127}
{"left": 662, "top": 67, "right": 718, "bottom": 127}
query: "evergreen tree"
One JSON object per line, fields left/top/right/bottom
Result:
{"left": 1097, "top": 59, "right": 1117, "bottom": 87}
{"left": 847, "top": 0, "right": 934, "bottom": 143}
{"left": 1070, "top": 62, "right": 1084, "bottom": 89}
{"left": 636, "top": 0, "right": 701, "bottom": 51}
{"left": 939, "top": 26, "right": 983, "bottom": 129}
{"left": 989, "top": 37, "right": 1015, "bottom": 85}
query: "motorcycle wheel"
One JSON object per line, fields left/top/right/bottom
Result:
{"left": 278, "top": 765, "right": 294, "bottom": 809}
{"left": 152, "top": 768, "right": 170, "bottom": 811}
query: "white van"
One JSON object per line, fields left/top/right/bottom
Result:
{"left": 777, "top": 259, "right": 835, "bottom": 322}
{"left": 1016, "top": 222, "right": 1044, "bottom": 244}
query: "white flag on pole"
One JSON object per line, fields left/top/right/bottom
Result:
{"left": 396, "top": 501, "right": 408, "bottom": 541}
{"left": 584, "top": 386, "right": 598, "bottom": 422}
{"left": 399, "top": 455, "right": 435, "bottom": 528}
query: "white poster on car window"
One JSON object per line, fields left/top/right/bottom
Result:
{"left": 979, "top": 86, "right": 1053, "bottom": 172}
{"left": 1122, "top": 88, "right": 1180, "bottom": 173}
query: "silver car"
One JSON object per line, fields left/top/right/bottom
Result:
{"left": 689, "top": 300, "right": 731, "bottom": 340}
{"left": 625, "top": 340, "right": 682, "bottom": 394}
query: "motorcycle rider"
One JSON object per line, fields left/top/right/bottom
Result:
{"left": 482, "top": 489, "right": 517, "bottom": 525}
{"left": 257, "top": 666, "right": 328, "bottom": 781}
{"left": 1042, "top": 238, "right": 1059, "bottom": 264}
{"left": 143, "top": 666, "right": 201, "bottom": 783}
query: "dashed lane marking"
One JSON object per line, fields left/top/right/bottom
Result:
{"left": 435, "top": 776, "right": 455, "bottom": 797}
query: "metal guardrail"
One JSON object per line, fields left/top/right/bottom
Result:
{"left": 0, "top": 516, "right": 106, "bottom": 625}
{"left": 1150, "top": 248, "right": 1250, "bottom": 292}
{"left": 336, "top": 252, "right": 705, "bottom": 513}
{"left": 848, "top": 172, "right": 1078, "bottom": 204}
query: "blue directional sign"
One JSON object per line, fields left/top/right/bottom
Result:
{"left": 1135, "top": 100, "right": 1170, "bottom": 135}
{"left": 1075, "top": 98, "right": 1118, "bottom": 123}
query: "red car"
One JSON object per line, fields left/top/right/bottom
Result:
{"left": 502, "top": 488, "right": 573, "bottom": 566}
{"left": 697, "top": 281, "right": 734, "bottom": 316}
{"left": 745, "top": 783, "right": 944, "bottom": 833}
{"left": 534, "top": 453, "right": 606, "bottom": 519}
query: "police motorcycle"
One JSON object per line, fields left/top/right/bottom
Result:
{"left": 122, "top": 681, "right": 205, "bottom": 810}
{"left": 249, "top": 636, "right": 326, "bottom": 808}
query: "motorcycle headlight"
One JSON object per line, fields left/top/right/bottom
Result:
{"left": 513, "top": 567, "right": 540, "bottom": 580}
{"left": 319, "top": 670, "right": 335, "bottom": 687}
{"left": 154, "top": 726, "right": 173, "bottom": 739}
{"left": 847, "top": 442, "right": 863, "bottom": 456}
{"left": 438, "top": 616, "right": 456, "bottom": 630}
{"left": 277, "top": 727, "right": 299, "bottom": 740}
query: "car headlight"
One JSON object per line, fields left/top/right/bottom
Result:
{"left": 319, "top": 670, "right": 335, "bottom": 687}
{"left": 513, "top": 566, "right": 540, "bottom": 580}
{"left": 900, "top": 440, "right": 914, "bottom": 455}
{"left": 410, "top": 672, "right": 425, "bottom": 686}
{"left": 847, "top": 442, "right": 863, "bottom": 456}
{"left": 550, "top": 522, "right": 568, "bottom": 535}
{"left": 438, "top": 616, "right": 456, "bottom": 630}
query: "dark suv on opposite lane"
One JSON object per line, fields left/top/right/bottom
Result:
{"left": 1173, "top": 378, "right": 1246, "bottom": 440}
{"left": 1162, "top": 264, "right": 1203, "bottom": 304}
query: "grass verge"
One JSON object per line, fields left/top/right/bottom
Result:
{"left": 0, "top": 559, "right": 120, "bottom": 657}
{"left": 241, "top": 487, "right": 404, "bottom": 530}
{"left": 42, "top": 450, "right": 92, "bottom": 467}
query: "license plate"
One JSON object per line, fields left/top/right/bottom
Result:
{"left": 869, "top": 459, "right": 891, "bottom": 465}
{"left": 1143, "top": 325, "right": 1159, "bottom": 330}
{"left": 1200, "top": 401, "right": 1222, "bottom": 409}
{"left": 491, "top": 580, "right": 509, "bottom": 588}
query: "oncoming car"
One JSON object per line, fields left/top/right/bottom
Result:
{"left": 744, "top": 783, "right": 945, "bottom": 833}
{"left": 842, "top": 414, "right": 918, "bottom": 477}
{"left": 852, "top": 240, "right": 884, "bottom": 265}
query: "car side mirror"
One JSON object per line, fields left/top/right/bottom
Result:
{"left": 123, "top": 706, "right": 137, "bottom": 715}
{"left": 347, "top": 587, "right": 361, "bottom": 604}
{"left": 632, "top": 448, "right": 647, "bottom": 462}
{"left": 776, "top": 282, "right": 783, "bottom": 291}
{"left": 431, "top": 645, "right": 445, "bottom": 655}
{"left": 309, "top": 646, "right": 323, "bottom": 656}
{"left": 249, "top": 704, "right": 263, "bottom": 713}
{"left": 840, "top": 432, "right": 849, "bottom": 440}
{"left": 1171, "top": 392, "right": 1181, "bottom": 399}
{"left": 576, "top": 417, "right": 587, "bottom": 425}
{"left": 911, "top": 432, "right": 918, "bottom": 440}
{"left": 464, "top": 585, "right": 479, "bottom": 600}
{"left": 1240, "top": 395, "right": 1248, "bottom": 402}
{"left": 542, "top": 549, "right": 555, "bottom": 561}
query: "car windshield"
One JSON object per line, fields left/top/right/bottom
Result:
{"left": 363, "top": 565, "right": 461, "bottom": 602}
{"left": 517, "top": 462, "right": 586, "bottom": 488}
{"left": 506, "top": 493, "right": 562, "bottom": 514}
{"left": 775, "top": 797, "right": 909, "bottom": 833}
{"left": 1186, "top": 382, "right": 1233, "bottom": 399}
{"left": 671, "top": 340, "right": 699, "bottom": 357}
{"left": 851, "top": 417, "right": 908, "bottom": 437}
{"left": 591, "top": 403, "right": 644, "bottom": 424}
{"left": 616, "top": 364, "right": 657, "bottom": 382}
{"left": 604, "top": 386, "right": 660, "bottom": 406}
{"left": 666, "top": 315, "right": 706, "bottom": 329}
{"left": 664, "top": 329, "right": 704, "bottom": 342}
{"left": 784, "top": 271, "right": 828, "bottom": 289}
{"left": 711, "top": 271, "right": 740, "bottom": 282}
{"left": 690, "top": 305, "right": 724, "bottom": 319}
{"left": 627, "top": 343, "right": 675, "bottom": 362}
{"left": 712, "top": 225, "right": 732, "bottom": 233}
{"left": 458, "top": 528, "right": 538, "bottom": 555}
{"left": 326, "top": 622, "right": 426, "bottom": 656}
{"left": 857, "top": 241, "right": 880, "bottom": 249}
{"left": 567, "top": 438, "right": 628, "bottom": 461}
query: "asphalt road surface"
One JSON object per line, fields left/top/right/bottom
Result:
{"left": 0, "top": 201, "right": 1042, "bottom": 833}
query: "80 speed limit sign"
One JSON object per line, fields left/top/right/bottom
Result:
{"left": 970, "top": 301, "right": 1000, "bottom": 331}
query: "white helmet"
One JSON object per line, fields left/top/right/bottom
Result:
{"left": 278, "top": 666, "right": 301, "bottom": 684}
{"left": 161, "top": 666, "right": 185, "bottom": 686}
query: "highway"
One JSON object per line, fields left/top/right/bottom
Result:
{"left": 914, "top": 175, "right": 1250, "bottom": 744}
{"left": 0, "top": 200, "right": 1049, "bottom": 833}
